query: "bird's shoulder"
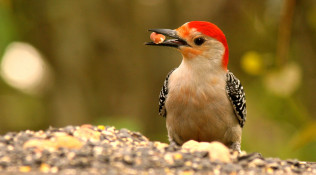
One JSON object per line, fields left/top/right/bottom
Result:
{"left": 225, "top": 71, "right": 247, "bottom": 127}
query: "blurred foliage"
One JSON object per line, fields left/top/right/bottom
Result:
{"left": 0, "top": 0, "right": 316, "bottom": 161}
{"left": 0, "top": 1, "right": 16, "bottom": 59}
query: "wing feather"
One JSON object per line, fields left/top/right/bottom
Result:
{"left": 226, "top": 71, "right": 247, "bottom": 127}
{"left": 159, "top": 69, "right": 176, "bottom": 117}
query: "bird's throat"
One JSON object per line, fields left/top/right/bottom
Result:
{"left": 180, "top": 47, "right": 202, "bottom": 59}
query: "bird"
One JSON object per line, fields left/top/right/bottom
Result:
{"left": 146, "top": 21, "right": 246, "bottom": 152}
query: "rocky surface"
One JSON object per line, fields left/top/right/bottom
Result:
{"left": 0, "top": 125, "right": 315, "bottom": 174}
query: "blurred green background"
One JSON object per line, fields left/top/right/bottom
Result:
{"left": 0, "top": 0, "right": 316, "bottom": 161}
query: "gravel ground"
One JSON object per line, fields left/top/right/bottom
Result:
{"left": 0, "top": 125, "right": 315, "bottom": 175}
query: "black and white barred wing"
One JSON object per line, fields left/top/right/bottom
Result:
{"left": 159, "top": 69, "right": 175, "bottom": 117}
{"left": 226, "top": 71, "right": 247, "bottom": 127}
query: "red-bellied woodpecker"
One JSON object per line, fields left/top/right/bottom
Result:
{"left": 146, "top": 21, "right": 246, "bottom": 152}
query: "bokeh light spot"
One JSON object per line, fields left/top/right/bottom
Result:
{"left": 1, "top": 42, "right": 47, "bottom": 93}
{"left": 264, "top": 62, "right": 302, "bottom": 97}
{"left": 241, "top": 51, "right": 264, "bottom": 76}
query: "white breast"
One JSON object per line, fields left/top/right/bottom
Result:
{"left": 165, "top": 58, "right": 241, "bottom": 145}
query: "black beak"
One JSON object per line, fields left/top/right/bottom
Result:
{"left": 145, "top": 29, "right": 190, "bottom": 48}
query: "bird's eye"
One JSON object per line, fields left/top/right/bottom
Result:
{"left": 194, "top": 37, "right": 205, "bottom": 46}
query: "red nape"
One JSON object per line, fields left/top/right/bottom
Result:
{"left": 188, "top": 21, "right": 229, "bottom": 70}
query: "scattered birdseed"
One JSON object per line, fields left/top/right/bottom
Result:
{"left": 0, "top": 125, "right": 315, "bottom": 174}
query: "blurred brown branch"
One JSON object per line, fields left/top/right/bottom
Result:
{"left": 276, "top": 0, "right": 296, "bottom": 67}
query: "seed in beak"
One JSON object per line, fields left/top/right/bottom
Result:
{"left": 150, "top": 32, "right": 166, "bottom": 44}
